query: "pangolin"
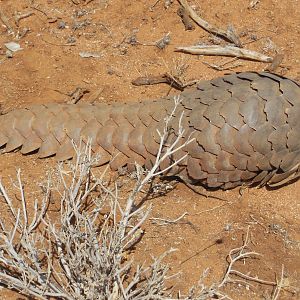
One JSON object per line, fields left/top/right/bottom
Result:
{"left": 1, "top": 72, "right": 300, "bottom": 189}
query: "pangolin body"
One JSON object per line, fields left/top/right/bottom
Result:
{"left": 1, "top": 72, "right": 300, "bottom": 189}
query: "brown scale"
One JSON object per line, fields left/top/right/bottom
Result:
{"left": 209, "top": 77, "right": 231, "bottom": 88}
{"left": 215, "top": 151, "right": 235, "bottom": 171}
{"left": 279, "top": 79, "right": 300, "bottom": 105}
{"left": 189, "top": 105, "right": 209, "bottom": 130}
{"left": 257, "top": 153, "right": 273, "bottom": 171}
{"left": 269, "top": 149, "right": 289, "bottom": 168}
{"left": 0, "top": 72, "right": 299, "bottom": 190}
{"left": 286, "top": 105, "right": 300, "bottom": 127}
{"left": 234, "top": 124, "right": 254, "bottom": 156}
{"left": 137, "top": 103, "right": 153, "bottom": 127}
{"left": 264, "top": 95, "right": 287, "bottom": 128}
{"left": 49, "top": 111, "right": 69, "bottom": 143}
{"left": 237, "top": 72, "right": 261, "bottom": 81}
{"left": 219, "top": 99, "right": 244, "bottom": 130}
{"left": 239, "top": 94, "right": 266, "bottom": 130}
{"left": 96, "top": 124, "right": 117, "bottom": 154}
{"left": 128, "top": 126, "right": 148, "bottom": 158}
{"left": 122, "top": 104, "right": 141, "bottom": 127}
{"left": 202, "top": 101, "right": 225, "bottom": 128}
{"left": 38, "top": 134, "right": 60, "bottom": 158}
{"left": 211, "top": 85, "right": 231, "bottom": 101}
{"left": 287, "top": 128, "right": 300, "bottom": 152}
{"left": 56, "top": 139, "right": 77, "bottom": 161}
{"left": 196, "top": 125, "right": 221, "bottom": 155}
{"left": 268, "top": 125, "right": 290, "bottom": 152}
{"left": 227, "top": 84, "right": 251, "bottom": 102}
{"left": 251, "top": 77, "right": 280, "bottom": 100}
{"left": 216, "top": 124, "right": 237, "bottom": 154}
{"left": 249, "top": 123, "right": 273, "bottom": 155}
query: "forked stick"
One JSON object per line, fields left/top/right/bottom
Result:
{"left": 177, "top": 0, "right": 241, "bottom": 46}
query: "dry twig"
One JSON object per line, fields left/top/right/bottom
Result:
{"left": 203, "top": 57, "right": 243, "bottom": 71}
{"left": 150, "top": 212, "right": 188, "bottom": 225}
{"left": 132, "top": 73, "right": 197, "bottom": 91}
{"left": 14, "top": 11, "right": 34, "bottom": 27}
{"left": 177, "top": 0, "right": 241, "bottom": 46}
{"left": 67, "top": 87, "right": 90, "bottom": 104}
{"left": 177, "top": 6, "right": 195, "bottom": 31}
{"left": 248, "top": 0, "right": 260, "bottom": 9}
{"left": 219, "top": 227, "right": 276, "bottom": 287}
{"left": 0, "top": 97, "right": 194, "bottom": 299}
{"left": 0, "top": 9, "right": 14, "bottom": 34}
{"left": 265, "top": 54, "right": 284, "bottom": 72}
{"left": 132, "top": 32, "right": 171, "bottom": 50}
{"left": 176, "top": 44, "right": 273, "bottom": 62}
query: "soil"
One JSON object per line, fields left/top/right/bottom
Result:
{"left": 0, "top": 0, "right": 299, "bottom": 299}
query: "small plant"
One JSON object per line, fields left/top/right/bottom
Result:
{"left": 0, "top": 97, "right": 192, "bottom": 299}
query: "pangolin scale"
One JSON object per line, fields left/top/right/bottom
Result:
{"left": 1, "top": 72, "right": 300, "bottom": 189}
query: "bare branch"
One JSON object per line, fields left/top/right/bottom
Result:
{"left": 176, "top": 44, "right": 273, "bottom": 62}
{"left": 177, "top": 0, "right": 241, "bottom": 46}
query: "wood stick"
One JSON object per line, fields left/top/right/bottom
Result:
{"left": 0, "top": 9, "right": 14, "bottom": 33}
{"left": 265, "top": 54, "right": 284, "bottom": 72}
{"left": 177, "top": 0, "right": 241, "bottom": 46}
{"left": 175, "top": 44, "right": 273, "bottom": 62}
{"left": 177, "top": 6, "right": 195, "bottom": 31}
{"left": 132, "top": 73, "right": 197, "bottom": 91}
{"left": 14, "top": 11, "right": 34, "bottom": 27}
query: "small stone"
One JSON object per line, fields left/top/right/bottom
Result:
{"left": 58, "top": 21, "right": 66, "bottom": 29}
{"left": 5, "top": 50, "right": 13, "bottom": 58}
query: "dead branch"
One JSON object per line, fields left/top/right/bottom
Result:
{"left": 133, "top": 33, "right": 171, "bottom": 50}
{"left": 0, "top": 97, "right": 196, "bottom": 299}
{"left": 84, "top": 0, "right": 95, "bottom": 5}
{"left": 177, "top": 6, "right": 195, "bottom": 31}
{"left": 67, "top": 87, "right": 90, "bottom": 104}
{"left": 248, "top": 0, "right": 260, "bottom": 9}
{"left": 177, "top": 0, "right": 241, "bottom": 46}
{"left": 14, "top": 11, "right": 34, "bottom": 27}
{"left": 218, "top": 227, "right": 277, "bottom": 287}
{"left": 176, "top": 44, "right": 273, "bottom": 62}
{"left": 132, "top": 73, "right": 197, "bottom": 91}
{"left": 53, "top": 87, "right": 90, "bottom": 103}
{"left": 265, "top": 54, "right": 284, "bottom": 72}
{"left": 202, "top": 57, "right": 243, "bottom": 71}
{"left": 272, "top": 265, "right": 285, "bottom": 300}
{"left": 0, "top": 9, "right": 14, "bottom": 34}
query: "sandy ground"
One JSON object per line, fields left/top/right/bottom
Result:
{"left": 0, "top": 0, "right": 299, "bottom": 299}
